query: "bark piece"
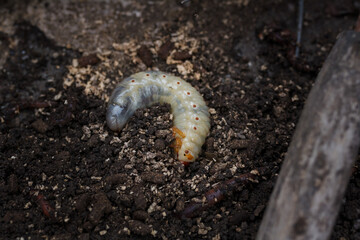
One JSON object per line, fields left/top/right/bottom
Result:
{"left": 257, "top": 31, "right": 360, "bottom": 240}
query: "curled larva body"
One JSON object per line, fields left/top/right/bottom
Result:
{"left": 107, "top": 71, "right": 210, "bottom": 164}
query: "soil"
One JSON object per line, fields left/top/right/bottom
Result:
{"left": 1, "top": 0, "right": 360, "bottom": 239}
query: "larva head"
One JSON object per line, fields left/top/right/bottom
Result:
{"left": 106, "top": 103, "right": 128, "bottom": 131}
{"left": 178, "top": 148, "right": 195, "bottom": 163}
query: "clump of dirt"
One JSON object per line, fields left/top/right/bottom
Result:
{"left": 0, "top": 1, "right": 359, "bottom": 239}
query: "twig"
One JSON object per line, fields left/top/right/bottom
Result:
{"left": 295, "top": 0, "right": 304, "bottom": 58}
{"left": 178, "top": 172, "right": 258, "bottom": 219}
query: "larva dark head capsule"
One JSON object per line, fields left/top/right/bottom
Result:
{"left": 106, "top": 104, "right": 129, "bottom": 131}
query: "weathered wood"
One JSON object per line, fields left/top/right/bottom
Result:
{"left": 256, "top": 31, "right": 360, "bottom": 240}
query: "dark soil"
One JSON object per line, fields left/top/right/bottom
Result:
{"left": 1, "top": 0, "right": 360, "bottom": 239}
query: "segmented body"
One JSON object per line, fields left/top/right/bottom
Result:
{"left": 106, "top": 71, "right": 210, "bottom": 164}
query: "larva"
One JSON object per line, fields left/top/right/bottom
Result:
{"left": 106, "top": 71, "right": 210, "bottom": 164}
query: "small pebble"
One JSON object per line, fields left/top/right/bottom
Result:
{"left": 154, "top": 139, "right": 165, "bottom": 150}
{"left": 155, "top": 129, "right": 170, "bottom": 138}
{"left": 78, "top": 233, "right": 89, "bottom": 240}
{"left": 134, "top": 192, "right": 147, "bottom": 210}
{"left": 89, "top": 192, "right": 113, "bottom": 225}
{"left": 209, "top": 162, "right": 227, "bottom": 175}
{"left": 118, "top": 193, "right": 133, "bottom": 207}
{"left": 78, "top": 53, "right": 100, "bottom": 67}
{"left": 31, "top": 119, "right": 48, "bottom": 133}
{"left": 141, "top": 172, "right": 165, "bottom": 185}
{"left": 133, "top": 210, "right": 149, "bottom": 222}
{"left": 8, "top": 174, "right": 19, "bottom": 193}
{"left": 254, "top": 205, "right": 265, "bottom": 217}
{"left": 175, "top": 198, "right": 185, "bottom": 212}
{"left": 137, "top": 45, "right": 153, "bottom": 67}
{"left": 173, "top": 50, "right": 191, "bottom": 60}
{"left": 205, "top": 137, "right": 214, "bottom": 152}
{"left": 198, "top": 228, "right": 208, "bottom": 235}
{"left": 74, "top": 193, "right": 90, "bottom": 213}
{"left": 87, "top": 134, "right": 99, "bottom": 147}
{"left": 230, "top": 139, "right": 249, "bottom": 150}
{"left": 229, "top": 210, "right": 250, "bottom": 225}
{"left": 105, "top": 173, "right": 128, "bottom": 186}
{"left": 128, "top": 220, "right": 151, "bottom": 236}
{"left": 158, "top": 40, "right": 174, "bottom": 60}
{"left": 147, "top": 126, "right": 156, "bottom": 135}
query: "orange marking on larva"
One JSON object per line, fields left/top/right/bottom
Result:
{"left": 195, "top": 117, "right": 199, "bottom": 120}
{"left": 194, "top": 127, "right": 197, "bottom": 130}
{"left": 193, "top": 104, "right": 196, "bottom": 108}
{"left": 131, "top": 79, "right": 135, "bottom": 82}
{"left": 172, "top": 126, "right": 186, "bottom": 138}
{"left": 186, "top": 153, "right": 194, "bottom": 160}
{"left": 177, "top": 82, "right": 180, "bottom": 84}
{"left": 146, "top": 73, "right": 150, "bottom": 76}
{"left": 171, "top": 137, "right": 182, "bottom": 154}
{"left": 187, "top": 92, "right": 191, "bottom": 95}
{"left": 163, "top": 75, "right": 166, "bottom": 78}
